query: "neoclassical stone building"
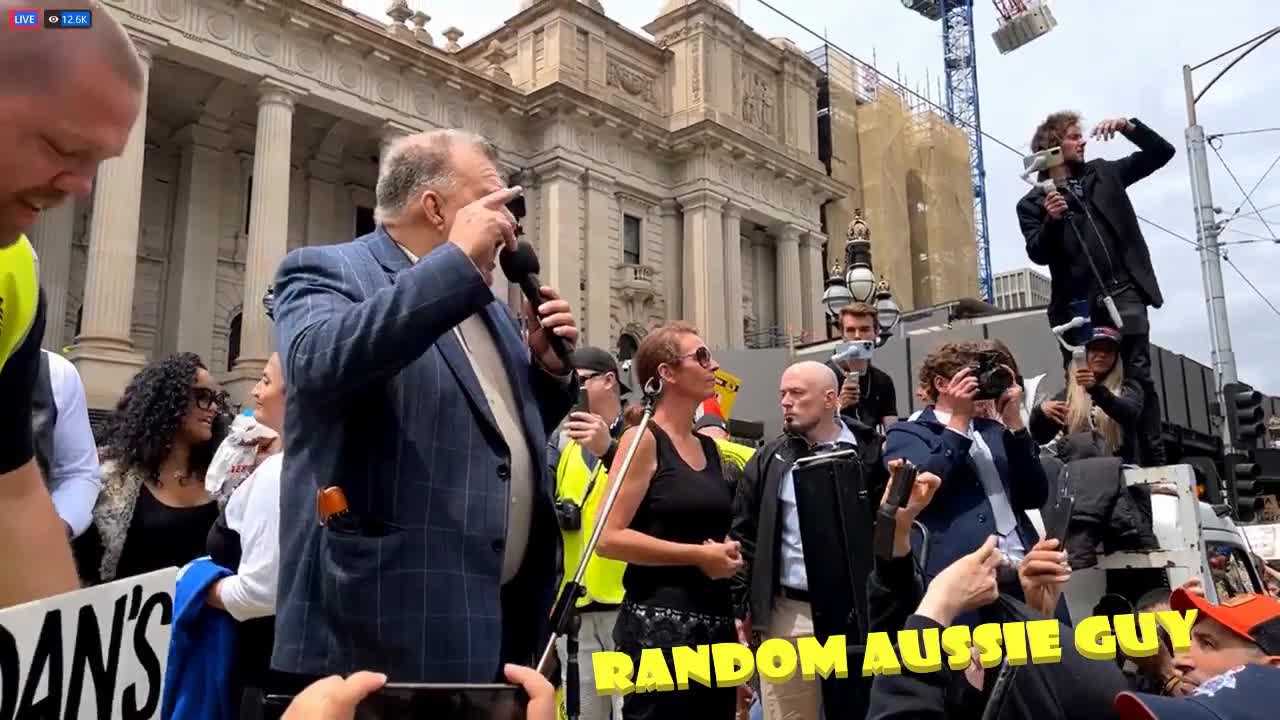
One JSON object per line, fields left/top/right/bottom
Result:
{"left": 28, "top": 0, "right": 843, "bottom": 409}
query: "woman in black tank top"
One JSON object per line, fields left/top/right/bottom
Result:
{"left": 597, "top": 323, "right": 742, "bottom": 720}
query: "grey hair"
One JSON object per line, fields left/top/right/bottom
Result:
{"left": 374, "top": 129, "right": 499, "bottom": 223}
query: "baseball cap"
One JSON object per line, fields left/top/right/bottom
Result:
{"left": 569, "top": 347, "right": 630, "bottom": 394}
{"left": 1086, "top": 326, "right": 1122, "bottom": 348}
{"left": 1114, "top": 663, "right": 1278, "bottom": 720}
{"left": 1170, "top": 589, "right": 1280, "bottom": 655}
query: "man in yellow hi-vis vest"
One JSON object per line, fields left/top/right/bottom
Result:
{"left": 0, "top": 0, "right": 145, "bottom": 607}
{"left": 548, "top": 347, "right": 628, "bottom": 720}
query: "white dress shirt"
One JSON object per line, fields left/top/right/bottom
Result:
{"left": 930, "top": 408, "right": 1025, "bottom": 559}
{"left": 776, "top": 419, "right": 860, "bottom": 591}
{"left": 43, "top": 350, "right": 102, "bottom": 537}
{"left": 216, "top": 452, "right": 283, "bottom": 621}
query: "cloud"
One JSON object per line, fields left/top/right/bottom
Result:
{"left": 347, "top": 0, "right": 1280, "bottom": 391}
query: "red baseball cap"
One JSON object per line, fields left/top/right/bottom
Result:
{"left": 1170, "top": 589, "right": 1280, "bottom": 655}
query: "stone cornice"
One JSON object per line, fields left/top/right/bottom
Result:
{"left": 584, "top": 168, "right": 617, "bottom": 193}
{"left": 668, "top": 120, "right": 845, "bottom": 201}
{"left": 524, "top": 84, "right": 673, "bottom": 153}
{"left": 480, "top": 0, "right": 672, "bottom": 67}
{"left": 677, "top": 188, "right": 729, "bottom": 211}
{"left": 800, "top": 231, "right": 828, "bottom": 249}
{"left": 723, "top": 199, "right": 747, "bottom": 219}
{"left": 775, "top": 223, "right": 804, "bottom": 242}
{"left": 533, "top": 157, "right": 586, "bottom": 183}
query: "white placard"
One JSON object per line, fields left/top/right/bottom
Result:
{"left": 1242, "top": 524, "right": 1278, "bottom": 560}
{"left": 0, "top": 568, "right": 175, "bottom": 719}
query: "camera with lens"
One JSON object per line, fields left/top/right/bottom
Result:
{"left": 969, "top": 350, "right": 1013, "bottom": 401}
{"left": 555, "top": 499, "right": 583, "bottom": 531}
{"left": 507, "top": 170, "right": 527, "bottom": 237}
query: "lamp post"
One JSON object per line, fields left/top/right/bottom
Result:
{"left": 821, "top": 210, "right": 902, "bottom": 345}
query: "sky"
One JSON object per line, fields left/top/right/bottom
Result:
{"left": 350, "top": 0, "right": 1280, "bottom": 392}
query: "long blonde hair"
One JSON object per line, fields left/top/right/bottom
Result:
{"left": 1065, "top": 357, "right": 1125, "bottom": 453}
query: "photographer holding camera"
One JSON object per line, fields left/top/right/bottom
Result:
{"left": 883, "top": 342, "right": 1060, "bottom": 627}
{"left": 828, "top": 304, "right": 898, "bottom": 433}
{"left": 547, "top": 346, "right": 629, "bottom": 720}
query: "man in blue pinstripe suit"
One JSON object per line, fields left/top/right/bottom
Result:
{"left": 270, "top": 129, "right": 579, "bottom": 683}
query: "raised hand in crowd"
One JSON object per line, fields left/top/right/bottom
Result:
{"left": 448, "top": 186, "right": 522, "bottom": 282}
{"left": 915, "top": 536, "right": 1002, "bottom": 626}
{"left": 563, "top": 410, "right": 612, "bottom": 457}
{"left": 1074, "top": 365, "right": 1098, "bottom": 389}
{"left": 281, "top": 672, "right": 387, "bottom": 720}
{"left": 1017, "top": 538, "right": 1072, "bottom": 617}
{"left": 525, "top": 285, "right": 579, "bottom": 374}
{"left": 935, "top": 366, "right": 979, "bottom": 432}
{"left": 1179, "top": 575, "right": 1205, "bottom": 598}
{"left": 1091, "top": 116, "right": 1135, "bottom": 141}
{"left": 1039, "top": 399, "right": 1069, "bottom": 426}
{"left": 881, "top": 459, "right": 942, "bottom": 557}
{"left": 700, "top": 537, "right": 744, "bottom": 580}
{"left": 997, "top": 365, "right": 1025, "bottom": 430}
{"left": 839, "top": 375, "right": 861, "bottom": 409}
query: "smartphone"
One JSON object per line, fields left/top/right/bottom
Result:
{"left": 355, "top": 683, "right": 529, "bottom": 720}
{"left": 886, "top": 461, "right": 918, "bottom": 509}
{"left": 1042, "top": 487, "right": 1075, "bottom": 545}
{"left": 574, "top": 385, "right": 590, "bottom": 415}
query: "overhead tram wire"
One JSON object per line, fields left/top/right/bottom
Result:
{"left": 1209, "top": 143, "right": 1279, "bottom": 242}
{"left": 743, "top": 0, "right": 1280, "bottom": 317}
{"left": 745, "top": 0, "right": 1204, "bottom": 255}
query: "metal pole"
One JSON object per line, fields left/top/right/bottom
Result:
{"left": 1183, "top": 65, "right": 1238, "bottom": 452}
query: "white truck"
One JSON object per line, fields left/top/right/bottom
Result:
{"left": 1027, "top": 464, "right": 1265, "bottom": 619}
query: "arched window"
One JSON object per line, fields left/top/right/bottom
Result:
{"left": 227, "top": 312, "right": 242, "bottom": 371}
{"left": 617, "top": 333, "right": 639, "bottom": 362}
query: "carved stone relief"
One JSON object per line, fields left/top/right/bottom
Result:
{"left": 690, "top": 37, "right": 701, "bottom": 103}
{"left": 606, "top": 59, "right": 655, "bottom": 105}
{"left": 741, "top": 70, "right": 775, "bottom": 133}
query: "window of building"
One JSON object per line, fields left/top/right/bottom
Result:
{"left": 227, "top": 313, "right": 242, "bottom": 372}
{"left": 618, "top": 333, "right": 639, "bottom": 361}
{"left": 244, "top": 176, "right": 253, "bottom": 235}
{"left": 355, "top": 206, "right": 376, "bottom": 236}
{"left": 623, "top": 214, "right": 642, "bottom": 265}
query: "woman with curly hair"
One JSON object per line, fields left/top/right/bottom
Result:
{"left": 73, "top": 352, "right": 229, "bottom": 585}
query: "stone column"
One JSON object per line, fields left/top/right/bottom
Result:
{"left": 799, "top": 230, "right": 828, "bottom": 340}
{"left": 28, "top": 202, "right": 76, "bottom": 350}
{"left": 751, "top": 229, "right": 774, "bottom": 332}
{"left": 306, "top": 159, "right": 341, "bottom": 246}
{"left": 535, "top": 159, "right": 584, "bottom": 323}
{"left": 163, "top": 123, "right": 229, "bottom": 361}
{"left": 68, "top": 36, "right": 161, "bottom": 409}
{"left": 659, "top": 199, "right": 682, "bottom": 321}
{"left": 722, "top": 201, "right": 745, "bottom": 348}
{"left": 227, "top": 79, "right": 298, "bottom": 402}
{"left": 774, "top": 224, "right": 803, "bottom": 344}
{"left": 678, "top": 189, "right": 727, "bottom": 348}
{"left": 584, "top": 170, "right": 615, "bottom": 346}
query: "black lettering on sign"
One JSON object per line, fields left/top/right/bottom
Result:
{"left": 121, "top": 590, "right": 171, "bottom": 720}
{"left": 16, "top": 609, "right": 62, "bottom": 719}
{"left": 65, "top": 594, "right": 127, "bottom": 719}
{"left": 0, "top": 623, "right": 19, "bottom": 720}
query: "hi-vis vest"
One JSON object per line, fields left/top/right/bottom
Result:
{"left": 0, "top": 235, "right": 40, "bottom": 372}
{"left": 554, "top": 440, "right": 626, "bottom": 607}
{"left": 714, "top": 437, "right": 756, "bottom": 471}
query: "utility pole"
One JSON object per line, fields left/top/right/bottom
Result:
{"left": 1182, "top": 26, "right": 1280, "bottom": 454}
{"left": 1182, "top": 67, "right": 1237, "bottom": 451}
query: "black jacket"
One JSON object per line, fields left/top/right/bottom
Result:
{"left": 1029, "top": 381, "right": 1144, "bottom": 465}
{"left": 729, "top": 420, "right": 887, "bottom": 626}
{"left": 1016, "top": 119, "right": 1175, "bottom": 327}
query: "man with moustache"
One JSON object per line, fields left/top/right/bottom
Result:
{"left": 0, "top": 0, "right": 143, "bottom": 607}
{"left": 271, "top": 129, "right": 580, "bottom": 683}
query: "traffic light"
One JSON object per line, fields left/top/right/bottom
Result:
{"left": 1222, "top": 382, "right": 1267, "bottom": 522}
{"left": 1224, "top": 382, "right": 1265, "bottom": 449}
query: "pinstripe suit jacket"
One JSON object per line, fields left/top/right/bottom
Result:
{"left": 269, "top": 227, "right": 573, "bottom": 682}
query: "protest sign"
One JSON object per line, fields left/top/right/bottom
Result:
{"left": 0, "top": 568, "right": 175, "bottom": 719}
{"left": 713, "top": 369, "right": 741, "bottom": 419}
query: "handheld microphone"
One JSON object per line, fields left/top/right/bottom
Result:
{"left": 499, "top": 241, "right": 574, "bottom": 368}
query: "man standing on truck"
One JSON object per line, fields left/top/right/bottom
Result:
{"left": 1016, "top": 113, "right": 1175, "bottom": 467}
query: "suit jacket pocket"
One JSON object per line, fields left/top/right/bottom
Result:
{"left": 320, "top": 526, "right": 411, "bottom": 659}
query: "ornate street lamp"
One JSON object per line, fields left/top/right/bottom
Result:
{"left": 822, "top": 210, "right": 902, "bottom": 345}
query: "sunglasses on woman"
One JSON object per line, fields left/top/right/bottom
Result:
{"left": 192, "top": 387, "right": 229, "bottom": 411}
{"left": 678, "top": 346, "right": 714, "bottom": 369}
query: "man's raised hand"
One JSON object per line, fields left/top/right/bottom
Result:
{"left": 449, "top": 186, "right": 522, "bottom": 279}
{"left": 1091, "top": 117, "right": 1135, "bottom": 141}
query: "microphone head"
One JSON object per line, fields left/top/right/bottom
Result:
{"left": 499, "top": 240, "right": 540, "bottom": 280}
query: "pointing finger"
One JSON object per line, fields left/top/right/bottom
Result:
{"left": 481, "top": 185, "right": 523, "bottom": 209}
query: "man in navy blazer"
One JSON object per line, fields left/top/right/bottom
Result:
{"left": 270, "top": 129, "right": 579, "bottom": 683}
{"left": 884, "top": 341, "right": 1059, "bottom": 624}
